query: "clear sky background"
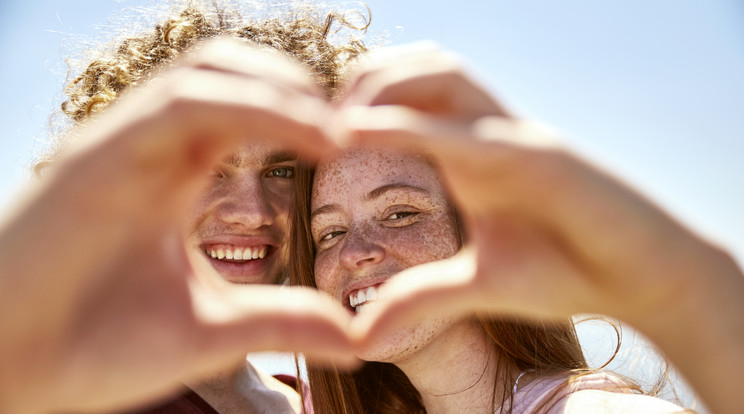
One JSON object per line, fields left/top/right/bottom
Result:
{"left": 1, "top": 0, "right": 742, "bottom": 411}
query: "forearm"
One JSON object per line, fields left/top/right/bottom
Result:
{"left": 633, "top": 241, "right": 744, "bottom": 414}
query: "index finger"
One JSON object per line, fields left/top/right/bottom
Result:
{"left": 340, "top": 42, "right": 510, "bottom": 119}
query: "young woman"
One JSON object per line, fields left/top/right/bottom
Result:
{"left": 291, "top": 145, "right": 691, "bottom": 413}
{"left": 287, "top": 45, "right": 737, "bottom": 413}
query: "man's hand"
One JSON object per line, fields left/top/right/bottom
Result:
{"left": 0, "top": 39, "right": 351, "bottom": 414}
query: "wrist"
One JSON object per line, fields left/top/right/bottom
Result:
{"left": 638, "top": 242, "right": 743, "bottom": 338}
{"left": 632, "top": 242, "right": 744, "bottom": 414}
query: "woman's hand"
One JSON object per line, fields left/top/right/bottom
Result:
{"left": 337, "top": 44, "right": 744, "bottom": 414}
{"left": 0, "top": 39, "right": 352, "bottom": 414}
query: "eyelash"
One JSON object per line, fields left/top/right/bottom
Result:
{"left": 266, "top": 166, "right": 295, "bottom": 178}
{"left": 320, "top": 230, "right": 345, "bottom": 242}
{"left": 386, "top": 211, "right": 417, "bottom": 220}
{"left": 209, "top": 165, "right": 295, "bottom": 179}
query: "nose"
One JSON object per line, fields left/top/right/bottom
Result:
{"left": 214, "top": 175, "right": 274, "bottom": 229}
{"left": 339, "top": 228, "right": 385, "bottom": 269}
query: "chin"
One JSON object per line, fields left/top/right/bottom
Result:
{"left": 355, "top": 315, "right": 458, "bottom": 364}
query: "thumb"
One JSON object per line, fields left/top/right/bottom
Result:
{"left": 350, "top": 250, "right": 480, "bottom": 352}
{"left": 190, "top": 285, "right": 359, "bottom": 373}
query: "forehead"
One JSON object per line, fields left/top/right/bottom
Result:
{"left": 312, "top": 148, "right": 441, "bottom": 205}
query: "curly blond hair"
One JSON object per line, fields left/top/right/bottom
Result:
{"left": 36, "top": 0, "right": 369, "bottom": 173}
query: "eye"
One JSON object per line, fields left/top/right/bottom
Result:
{"left": 266, "top": 166, "right": 295, "bottom": 178}
{"left": 386, "top": 211, "right": 417, "bottom": 220}
{"left": 321, "top": 230, "right": 346, "bottom": 241}
{"left": 380, "top": 207, "right": 422, "bottom": 228}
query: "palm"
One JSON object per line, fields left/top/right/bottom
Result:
{"left": 0, "top": 39, "right": 354, "bottom": 414}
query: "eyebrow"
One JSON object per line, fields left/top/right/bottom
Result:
{"left": 310, "top": 204, "right": 343, "bottom": 222}
{"left": 264, "top": 150, "right": 298, "bottom": 165}
{"left": 310, "top": 183, "right": 430, "bottom": 222}
{"left": 226, "top": 150, "right": 298, "bottom": 168}
{"left": 365, "top": 183, "right": 430, "bottom": 201}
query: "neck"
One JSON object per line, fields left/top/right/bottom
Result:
{"left": 393, "top": 319, "right": 506, "bottom": 414}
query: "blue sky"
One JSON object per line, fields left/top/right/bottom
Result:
{"left": 2, "top": 0, "right": 742, "bottom": 263}
{"left": 1, "top": 1, "right": 741, "bottom": 410}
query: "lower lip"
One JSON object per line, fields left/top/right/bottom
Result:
{"left": 205, "top": 248, "right": 274, "bottom": 283}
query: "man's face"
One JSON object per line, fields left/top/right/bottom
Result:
{"left": 185, "top": 142, "right": 296, "bottom": 285}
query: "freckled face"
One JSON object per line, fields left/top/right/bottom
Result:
{"left": 311, "top": 148, "right": 461, "bottom": 362}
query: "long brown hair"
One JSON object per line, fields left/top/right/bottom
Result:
{"left": 289, "top": 162, "right": 589, "bottom": 414}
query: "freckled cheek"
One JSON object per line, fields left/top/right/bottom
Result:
{"left": 387, "top": 220, "right": 460, "bottom": 266}
{"left": 313, "top": 253, "right": 337, "bottom": 296}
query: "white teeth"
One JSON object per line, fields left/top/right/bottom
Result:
{"left": 349, "top": 285, "right": 379, "bottom": 309}
{"left": 206, "top": 246, "right": 269, "bottom": 262}
{"left": 366, "top": 286, "right": 378, "bottom": 302}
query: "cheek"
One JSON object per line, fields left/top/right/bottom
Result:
{"left": 268, "top": 183, "right": 293, "bottom": 212}
{"left": 267, "top": 185, "right": 294, "bottom": 225}
{"left": 313, "top": 252, "right": 336, "bottom": 294}
{"left": 183, "top": 191, "right": 216, "bottom": 237}
{"left": 390, "top": 216, "right": 460, "bottom": 266}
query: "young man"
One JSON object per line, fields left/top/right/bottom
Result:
{"left": 141, "top": 143, "right": 303, "bottom": 413}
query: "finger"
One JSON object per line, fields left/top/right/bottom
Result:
{"left": 341, "top": 42, "right": 509, "bottom": 118}
{"left": 349, "top": 251, "right": 482, "bottom": 353}
{"left": 191, "top": 285, "right": 358, "bottom": 372}
{"left": 182, "top": 38, "right": 324, "bottom": 98}
{"left": 336, "top": 104, "right": 553, "bottom": 147}
{"left": 50, "top": 67, "right": 334, "bottom": 226}
{"left": 58, "top": 40, "right": 334, "bottom": 180}
{"left": 338, "top": 105, "right": 691, "bottom": 307}
{"left": 42, "top": 38, "right": 335, "bottom": 224}
{"left": 89, "top": 67, "right": 332, "bottom": 168}
{"left": 332, "top": 105, "right": 576, "bottom": 218}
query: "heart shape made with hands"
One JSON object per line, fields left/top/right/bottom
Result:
{"left": 133, "top": 39, "right": 669, "bottom": 358}
{"left": 4, "top": 37, "right": 727, "bottom": 414}
{"left": 272, "top": 40, "right": 688, "bottom": 358}
{"left": 30, "top": 40, "right": 683, "bottom": 403}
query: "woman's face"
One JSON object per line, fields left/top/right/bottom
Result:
{"left": 311, "top": 148, "right": 461, "bottom": 362}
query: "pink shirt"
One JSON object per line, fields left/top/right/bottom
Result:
{"left": 508, "top": 372, "right": 687, "bottom": 414}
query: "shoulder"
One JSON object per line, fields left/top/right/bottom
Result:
{"left": 514, "top": 372, "right": 687, "bottom": 414}
{"left": 557, "top": 389, "right": 688, "bottom": 414}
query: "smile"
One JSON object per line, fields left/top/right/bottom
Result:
{"left": 204, "top": 245, "right": 269, "bottom": 261}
